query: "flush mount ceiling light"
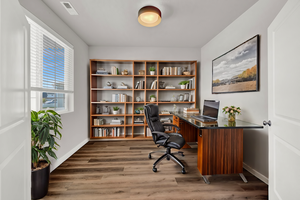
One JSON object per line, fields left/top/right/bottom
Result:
{"left": 138, "top": 6, "right": 162, "bottom": 27}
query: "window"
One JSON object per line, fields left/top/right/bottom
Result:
{"left": 27, "top": 17, "right": 74, "bottom": 114}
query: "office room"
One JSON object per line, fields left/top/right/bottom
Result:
{"left": 1, "top": 0, "right": 299, "bottom": 199}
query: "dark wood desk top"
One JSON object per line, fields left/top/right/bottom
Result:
{"left": 172, "top": 112, "right": 264, "bottom": 129}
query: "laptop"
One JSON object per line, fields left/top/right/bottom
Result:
{"left": 191, "top": 100, "right": 220, "bottom": 122}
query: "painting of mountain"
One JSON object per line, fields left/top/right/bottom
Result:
{"left": 212, "top": 35, "right": 259, "bottom": 94}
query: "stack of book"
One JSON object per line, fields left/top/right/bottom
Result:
{"left": 146, "top": 127, "right": 152, "bottom": 137}
{"left": 117, "top": 85, "right": 128, "bottom": 89}
{"left": 162, "top": 67, "right": 179, "bottom": 75}
{"left": 183, "top": 108, "right": 199, "bottom": 113}
{"left": 160, "top": 118, "right": 172, "bottom": 131}
{"left": 134, "top": 118, "right": 144, "bottom": 124}
{"left": 112, "top": 94, "right": 127, "bottom": 102}
{"left": 135, "top": 81, "right": 145, "bottom": 89}
{"left": 165, "top": 85, "right": 175, "bottom": 89}
{"left": 96, "top": 68, "right": 110, "bottom": 75}
{"left": 93, "top": 118, "right": 102, "bottom": 125}
{"left": 104, "top": 86, "right": 113, "bottom": 89}
{"left": 110, "top": 119, "right": 124, "bottom": 125}
{"left": 150, "top": 80, "right": 157, "bottom": 89}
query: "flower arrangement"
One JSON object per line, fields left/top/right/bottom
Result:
{"left": 222, "top": 106, "right": 241, "bottom": 122}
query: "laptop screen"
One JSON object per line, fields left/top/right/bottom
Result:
{"left": 203, "top": 100, "right": 220, "bottom": 119}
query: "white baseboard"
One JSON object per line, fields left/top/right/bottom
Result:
{"left": 243, "top": 162, "right": 269, "bottom": 185}
{"left": 50, "top": 138, "right": 89, "bottom": 172}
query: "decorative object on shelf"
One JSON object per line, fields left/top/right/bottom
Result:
{"left": 139, "top": 70, "right": 145, "bottom": 75}
{"left": 179, "top": 80, "right": 189, "bottom": 89}
{"left": 149, "top": 66, "right": 155, "bottom": 75}
{"left": 117, "top": 82, "right": 128, "bottom": 89}
{"left": 134, "top": 117, "right": 144, "bottom": 124}
{"left": 178, "top": 94, "right": 184, "bottom": 102}
{"left": 173, "top": 104, "right": 178, "bottom": 114}
{"left": 135, "top": 109, "right": 140, "bottom": 114}
{"left": 178, "top": 67, "right": 182, "bottom": 75}
{"left": 99, "top": 118, "right": 105, "bottom": 125}
{"left": 138, "top": 6, "right": 162, "bottom": 27}
{"left": 183, "top": 66, "right": 190, "bottom": 75}
{"left": 159, "top": 81, "right": 165, "bottom": 89}
{"left": 136, "top": 96, "right": 141, "bottom": 102}
{"left": 222, "top": 106, "right": 241, "bottom": 122}
{"left": 100, "top": 100, "right": 108, "bottom": 102}
{"left": 103, "top": 106, "right": 110, "bottom": 114}
{"left": 161, "top": 110, "right": 170, "bottom": 114}
{"left": 150, "top": 95, "right": 156, "bottom": 102}
{"left": 139, "top": 107, "right": 144, "bottom": 114}
{"left": 212, "top": 35, "right": 259, "bottom": 94}
{"left": 31, "top": 109, "right": 62, "bottom": 200}
{"left": 121, "top": 69, "right": 128, "bottom": 75}
{"left": 113, "top": 106, "right": 120, "bottom": 115}
{"left": 107, "top": 81, "right": 111, "bottom": 86}
{"left": 171, "top": 95, "right": 177, "bottom": 102}
{"left": 184, "top": 93, "right": 189, "bottom": 101}
{"left": 96, "top": 106, "right": 101, "bottom": 114}
{"left": 103, "top": 81, "right": 113, "bottom": 89}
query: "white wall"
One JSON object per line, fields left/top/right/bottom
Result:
{"left": 19, "top": 0, "right": 89, "bottom": 171}
{"left": 200, "top": 0, "right": 287, "bottom": 181}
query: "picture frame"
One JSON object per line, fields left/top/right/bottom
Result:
{"left": 212, "top": 35, "right": 259, "bottom": 94}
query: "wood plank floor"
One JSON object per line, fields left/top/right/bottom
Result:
{"left": 43, "top": 141, "right": 268, "bottom": 200}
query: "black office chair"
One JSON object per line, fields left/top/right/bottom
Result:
{"left": 144, "top": 104, "right": 186, "bottom": 174}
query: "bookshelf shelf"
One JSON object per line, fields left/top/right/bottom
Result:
{"left": 90, "top": 59, "right": 197, "bottom": 140}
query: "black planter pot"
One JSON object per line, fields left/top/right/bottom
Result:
{"left": 31, "top": 161, "right": 50, "bottom": 200}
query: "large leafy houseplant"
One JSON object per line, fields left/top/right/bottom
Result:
{"left": 31, "top": 109, "right": 62, "bottom": 169}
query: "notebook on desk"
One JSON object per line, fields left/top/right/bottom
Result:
{"left": 191, "top": 100, "right": 220, "bottom": 122}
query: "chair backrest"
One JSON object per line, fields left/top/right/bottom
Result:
{"left": 144, "top": 104, "right": 165, "bottom": 141}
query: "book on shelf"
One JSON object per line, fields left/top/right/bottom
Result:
{"left": 117, "top": 86, "right": 128, "bottom": 89}
{"left": 150, "top": 80, "right": 157, "bottom": 89}
{"left": 111, "top": 66, "right": 118, "bottom": 75}
{"left": 96, "top": 68, "right": 110, "bottom": 75}
{"left": 112, "top": 127, "right": 121, "bottom": 137}
{"left": 165, "top": 85, "right": 175, "bottom": 89}
{"left": 161, "top": 110, "right": 170, "bottom": 114}
{"left": 135, "top": 81, "right": 139, "bottom": 89}
{"left": 103, "top": 86, "right": 113, "bottom": 89}
{"left": 183, "top": 107, "right": 199, "bottom": 113}
{"left": 146, "top": 127, "right": 152, "bottom": 137}
{"left": 112, "top": 94, "right": 127, "bottom": 102}
{"left": 188, "top": 78, "right": 194, "bottom": 89}
{"left": 160, "top": 118, "right": 172, "bottom": 131}
{"left": 185, "top": 83, "right": 189, "bottom": 89}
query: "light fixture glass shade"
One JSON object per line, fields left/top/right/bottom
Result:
{"left": 138, "top": 6, "right": 161, "bottom": 27}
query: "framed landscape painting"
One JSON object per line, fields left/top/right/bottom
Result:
{"left": 212, "top": 35, "right": 259, "bottom": 94}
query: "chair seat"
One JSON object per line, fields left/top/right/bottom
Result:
{"left": 168, "top": 132, "right": 182, "bottom": 137}
{"left": 156, "top": 135, "right": 186, "bottom": 149}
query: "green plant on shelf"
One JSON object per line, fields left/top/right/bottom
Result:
{"left": 138, "top": 107, "right": 144, "bottom": 110}
{"left": 113, "top": 106, "right": 120, "bottom": 111}
{"left": 149, "top": 66, "right": 155, "bottom": 71}
{"left": 149, "top": 95, "right": 156, "bottom": 99}
{"left": 179, "top": 80, "right": 189, "bottom": 85}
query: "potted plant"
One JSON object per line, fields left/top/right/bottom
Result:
{"left": 139, "top": 107, "right": 144, "bottom": 114}
{"left": 31, "top": 109, "right": 62, "bottom": 200}
{"left": 150, "top": 95, "right": 156, "bottom": 102}
{"left": 149, "top": 66, "right": 155, "bottom": 75}
{"left": 179, "top": 80, "right": 189, "bottom": 89}
{"left": 113, "top": 106, "right": 120, "bottom": 114}
{"left": 222, "top": 106, "right": 241, "bottom": 122}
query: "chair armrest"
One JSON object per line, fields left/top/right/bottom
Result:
{"left": 162, "top": 124, "right": 181, "bottom": 132}
{"left": 152, "top": 131, "right": 170, "bottom": 146}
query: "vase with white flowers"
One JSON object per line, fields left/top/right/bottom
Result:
{"left": 222, "top": 106, "right": 241, "bottom": 122}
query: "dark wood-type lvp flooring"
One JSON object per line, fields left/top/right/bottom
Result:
{"left": 43, "top": 141, "right": 268, "bottom": 200}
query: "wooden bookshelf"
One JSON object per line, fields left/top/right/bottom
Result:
{"left": 90, "top": 59, "right": 197, "bottom": 140}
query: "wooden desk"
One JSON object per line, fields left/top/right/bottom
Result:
{"left": 172, "top": 113, "right": 263, "bottom": 184}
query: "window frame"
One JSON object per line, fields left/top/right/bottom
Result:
{"left": 26, "top": 10, "right": 74, "bottom": 114}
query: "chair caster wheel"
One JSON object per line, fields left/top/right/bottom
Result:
{"left": 148, "top": 154, "right": 151, "bottom": 159}
{"left": 153, "top": 167, "right": 157, "bottom": 172}
{"left": 181, "top": 154, "right": 185, "bottom": 157}
{"left": 167, "top": 156, "right": 170, "bottom": 160}
{"left": 182, "top": 169, "right": 186, "bottom": 174}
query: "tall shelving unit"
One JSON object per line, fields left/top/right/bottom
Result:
{"left": 90, "top": 59, "right": 197, "bottom": 140}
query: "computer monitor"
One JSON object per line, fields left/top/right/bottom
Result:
{"left": 203, "top": 100, "right": 220, "bottom": 119}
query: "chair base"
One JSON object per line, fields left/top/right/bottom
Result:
{"left": 148, "top": 150, "right": 184, "bottom": 159}
{"left": 151, "top": 147, "right": 186, "bottom": 174}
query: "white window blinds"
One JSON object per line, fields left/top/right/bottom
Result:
{"left": 28, "top": 18, "right": 74, "bottom": 93}
{"left": 27, "top": 17, "right": 74, "bottom": 113}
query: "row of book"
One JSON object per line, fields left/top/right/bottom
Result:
{"left": 149, "top": 80, "right": 157, "bottom": 89}
{"left": 93, "top": 127, "right": 122, "bottom": 137}
{"left": 111, "top": 66, "right": 118, "bottom": 75}
{"left": 94, "top": 118, "right": 104, "bottom": 125}
{"left": 162, "top": 67, "right": 180, "bottom": 75}
{"left": 183, "top": 107, "right": 199, "bottom": 113}
{"left": 112, "top": 94, "right": 127, "bottom": 102}
{"left": 135, "top": 81, "right": 145, "bottom": 89}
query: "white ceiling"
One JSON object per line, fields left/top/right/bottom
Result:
{"left": 42, "top": 0, "right": 258, "bottom": 48}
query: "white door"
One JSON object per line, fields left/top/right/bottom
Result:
{"left": 268, "top": 0, "right": 300, "bottom": 199}
{"left": 0, "top": 0, "right": 30, "bottom": 199}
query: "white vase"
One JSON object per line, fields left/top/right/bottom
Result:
{"left": 150, "top": 71, "right": 155, "bottom": 75}
{"left": 181, "top": 85, "right": 186, "bottom": 89}
{"left": 113, "top": 110, "right": 119, "bottom": 114}
{"left": 150, "top": 97, "right": 156, "bottom": 102}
